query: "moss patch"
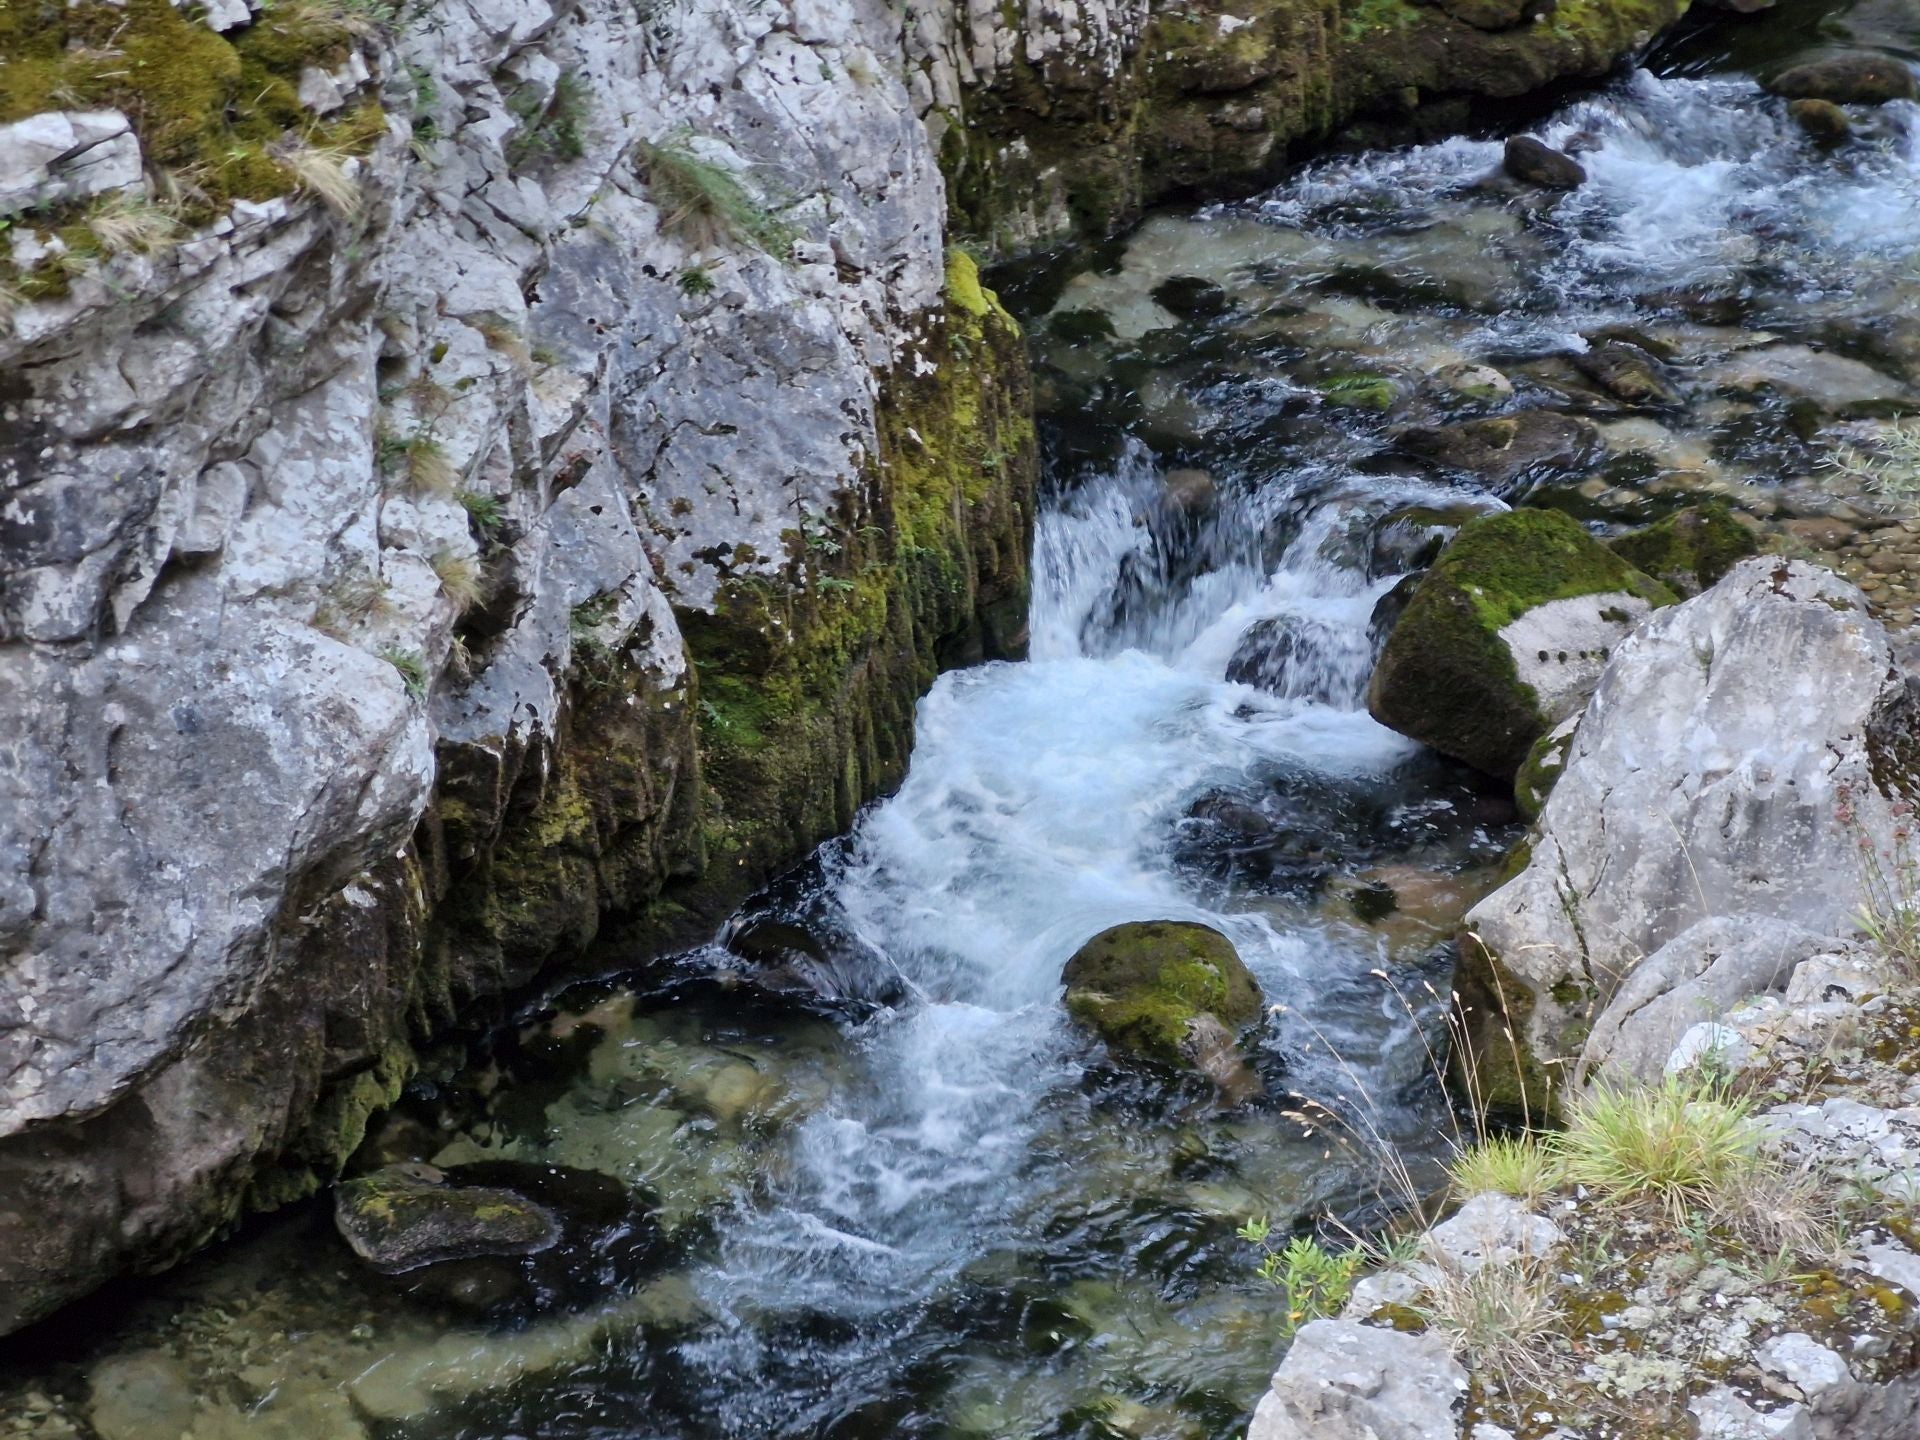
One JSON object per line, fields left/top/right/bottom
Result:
{"left": 1607, "top": 502, "right": 1758, "bottom": 596}
{"left": 1062, "top": 921, "right": 1263, "bottom": 1067}
{"left": 1367, "top": 508, "right": 1674, "bottom": 778}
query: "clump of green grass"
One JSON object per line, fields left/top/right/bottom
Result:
{"left": 457, "top": 488, "right": 505, "bottom": 539}
{"left": 1451, "top": 1135, "right": 1561, "bottom": 1201}
{"left": 639, "top": 133, "right": 796, "bottom": 257}
{"left": 378, "top": 645, "right": 429, "bottom": 699}
{"left": 1551, "top": 1076, "right": 1762, "bottom": 1218}
{"left": 1415, "top": 1255, "right": 1562, "bottom": 1395}
{"left": 505, "top": 70, "right": 589, "bottom": 167}
{"left": 678, "top": 265, "right": 716, "bottom": 296}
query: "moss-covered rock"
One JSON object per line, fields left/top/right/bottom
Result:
{"left": 335, "top": 1164, "right": 560, "bottom": 1274}
{"left": 1062, "top": 921, "right": 1263, "bottom": 1071}
{"left": 1367, "top": 508, "right": 1675, "bottom": 779}
{"left": 1514, "top": 716, "right": 1577, "bottom": 821}
{"left": 1606, "top": 502, "right": 1759, "bottom": 596}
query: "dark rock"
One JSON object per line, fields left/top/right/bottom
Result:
{"left": 1393, "top": 410, "right": 1602, "bottom": 491}
{"left": 1162, "top": 467, "right": 1218, "bottom": 516}
{"left": 336, "top": 1161, "right": 664, "bottom": 1317}
{"left": 1430, "top": 0, "right": 1547, "bottom": 30}
{"left": 1151, "top": 275, "right": 1232, "bottom": 320}
{"left": 1572, "top": 341, "right": 1679, "bottom": 408}
{"left": 1766, "top": 54, "right": 1918, "bottom": 106}
{"left": 1225, "top": 615, "right": 1366, "bottom": 704}
{"left": 714, "top": 853, "right": 910, "bottom": 1017}
{"left": 1367, "top": 509, "right": 1676, "bottom": 778}
{"left": 1367, "top": 504, "right": 1487, "bottom": 580}
{"left": 336, "top": 1163, "right": 560, "bottom": 1274}
{"left": 1502, "top": 135, "right": 1586, "bottom": 190}
{"left": 1061, "top": 922, "right": 1263, "bottom": 1080}
{"left": 1788, "top": 98, "right": 1852, "bottom": 142}
{"left": 1606, "top": 502, "right": 1759, "bottom": 596}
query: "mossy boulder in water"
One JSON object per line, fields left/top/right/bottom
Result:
{"left": 1062, "top": 922, "right": 1263, "bottom": 1076}
{"left": 336, "top": 1164, "right": 560, "bottom": 1274}
{"left": 1606, "top": 502, "right": 1758, "bottom": 596}
{"left": 1367, "top": 508, "right": 1675, "bottom": 779}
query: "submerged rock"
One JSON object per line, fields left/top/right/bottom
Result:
{"left": 1461, "top": 558, "right": 1920, "bottom": 1115}
{"left": 1427, "top": 361, "right": 1514, "bottom": 405}
{"left": 1367, "top": 509, "right": 1674, "bottom": 779}
{"left": 1502, "top": 135, "right": 1586, "bottom": 190}
{"left": 1606, "top": 501, "right": 1759, "bottom": 595}
{"left": 336, "top": 1164, "right": 560, "bottom": 1274}
{"left": 334, "top": 1161, "right": 662, "bottom": 1317}
{"left": 1061, "top": 922, "right": 1263, "bottom": 1079}
{"left": 1572, "top": 339, "right": 1679, "bottom": 408}
{"left": 1393, "top": 410, "right": 1601, "bottom": 491}
{"left": 1766, "top": 53, "right": 1919, "bottom": 106}
{"left": 712, "top": 854, "right": 910, "bottom": 1018}
{"left": 1226, "top": 614, "right": 1371, "bottom": 704}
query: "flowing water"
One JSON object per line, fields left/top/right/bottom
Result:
{"left": 5, "top": 9, "right": 1919, "bottom": 1439}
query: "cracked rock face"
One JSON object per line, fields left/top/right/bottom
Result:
{"left": 0, "top": 0, "right": 1011, "bottom": 1335}
{"left": 1457, "top": 558, "right": 1920, "bottom": 1114}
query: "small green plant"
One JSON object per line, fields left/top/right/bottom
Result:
{"left": 817, "top": 575, "right": 856, "bottom": 595}
{"left": 569, "top": 593, "right": 621, "bottom": 683}
{"left": 1239, "top": 1220, "right": 1362, "bottom": 1335}
{"left": 457, "top": 488, "right": 505, "bottom": 538}
{"left": 1451, "top": 1135, "right": 1560, "bottom": 1200}
{"left": 639, "top": 133, "right": 797, "bottom": 257}
{"left": 505, "top": 71, "right": 588, "bottom": 167}
{"left": 678, "top": 265, "right": 716, "bottom": 296}
{"left": 378, "top": 645, "right": 429, "bottom": 698}
{"left": 1551, "top": 1075, "right": 1762, "bottom": 1218}
{"left": 1823, "top": 418, "right": 1920, "bottom": 510}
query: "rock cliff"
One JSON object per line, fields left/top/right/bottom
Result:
{"left": 0, "top": 0, "right": 1694, "bottom": 1334}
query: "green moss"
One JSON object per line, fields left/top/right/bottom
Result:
{"left": 1317, "top": 372, "right": 1398, "bottom": 411}
{"left": 1515, "top": 722, "right": 1573, "bottom": 820}
{"left": 1368, "top": 508, "right": 1674, "bottom": 777}
{"left": 1062, "top": 921, "right": 1263, "bottom": 1066}
{"left": 1607, "top": 502, "right": 1758, "bottom": 596}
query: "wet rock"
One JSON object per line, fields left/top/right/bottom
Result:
{"left": 88, "top": 1351, "right": 198, "bottom": 1440}
{"left": 1766, "top": 53, "right": 1919, "bottom": 107}
{"left": 1572, "top": 340, "right": 1679, "bottom": 408}
{"left": 1430, "top": 0, "right": 1537, "bottom": 31}
{"left": 1428, "top": 361, "right": 1514, "bottom": 405}
{"left": 1061, "top": 921, "right": 1263, "bottom": 1078}
{"left": 1788, "top": 98, "right": 1852, "bottom": 142}
{"left": 1161, "top": 467, "right": 1218, "bottom": 515}
{"left": 1502, "top": 135, "right": 1586, "bottom": 190}
{"left": 1367, "top": 505, "right": 1488, "bottom": 579}
{"left": 1462, "top": 558, "right": 1920, "bottom": 1115}
{"left": 1367, "top": 508, "right": 1674, "bottom": 779}
{"left": 1149, "top": 275, "right": 1231, "bottom": 320}
{"left": 1393, "top": 410, "right": 1602, "bottom": 491}
{"left": 1706, "top": 344, "right": 1908, "bottom": 411}
{"left": 1226, "top": 615, "right": 1369, "bottom": 704}
{"left": 714, "top": 855, "right": 910, "bottom": 1018}
{"left": 335, "top": 1164, "right": 561, "bottom": 1274}
{"left": 1607, "top": 502, "right": 1760, "bottom": 595}
{"left": 1248, "top": 1318, "right": 1466, "bottom": 1440}
{"left": 335, "top": 1161, "right": 662, "bottom": 1317}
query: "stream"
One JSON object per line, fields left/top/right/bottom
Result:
{"left": 3, "top": 4, "right": 1918, "bottom": 1437}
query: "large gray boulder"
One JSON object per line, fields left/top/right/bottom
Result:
{"left": 1247, "top": 1318, "right": 1466, "bottom": 1440}
{"left": 1459, "top": 558, "right": 1919, "bottom": 1113}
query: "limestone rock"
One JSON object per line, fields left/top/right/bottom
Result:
{"left": 1578, "top": 917, "right": 1834, "bottom": 1084}
{"left": 1423, "top": 1192, "right": 1562, "bottom": 1272}
{"left": 0, "top": 110, "right": 141, "bottom": 214}
{"left": 1766, "top": 54, "right": 1919, "bottom": 107}
{"left": 1247, "top": 1318, "right": 1466, "bottom": 1440}
{"left": 1462, "top": 558, "right": 1919, "bottom": 1112}
{"left": 1367, "top": 508, "right": 1674, "bottom": 779}
{"left": 1061, "top": 921, "right": 1262, "bottom": 1074}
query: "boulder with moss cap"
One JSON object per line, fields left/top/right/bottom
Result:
{"left": 1062, "top": 921, "right": 1263, "bottom": 1083}
{"left": 1606, "top": 501, "right": 1758, "bottom": 596}
{"left": 1367, "top": 508, "right": 1675, "bottom": 780}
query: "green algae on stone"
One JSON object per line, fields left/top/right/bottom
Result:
{"left": 1367, "top": 507, "right": 1675, "bottom": 779}
{"left": 335, "top": 1166, "right": 560, "bottom": 1274}
{"left": 1607, "top": 502, "right": 1758, "bottom": 596}
{"left": 1061, "top": 921, "right": 1262, "bottom": 1068}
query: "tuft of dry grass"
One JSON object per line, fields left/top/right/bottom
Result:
{"left": 281, "top": 145, "right": 362, "bottom": 218}
{"left": 84, "top": 195, "right": 181, "bottom": 256}
{"left": 429, "top": 549, "right": 485, "bottom": 611}
{"left": 1415, "top": 1255, "right": 1563, "bottom": 1396}
{"left": 404, "top": 434, "right": 458, "bottom": 495}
